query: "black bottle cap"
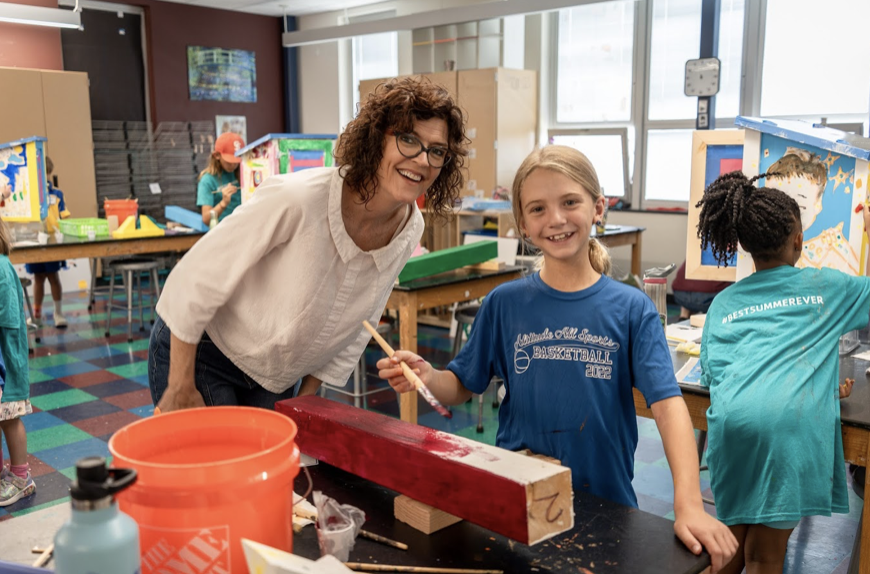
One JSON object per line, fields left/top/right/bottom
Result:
{"left": 70, "top": 456, "right": 137, "bottom": 501}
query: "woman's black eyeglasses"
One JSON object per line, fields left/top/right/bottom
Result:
{"left": 395, "top": 133, "right": 451, "bottom": 168}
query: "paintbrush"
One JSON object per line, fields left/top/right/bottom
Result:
{"left": 362, "top": 320, "right": 452, "bottom": 419}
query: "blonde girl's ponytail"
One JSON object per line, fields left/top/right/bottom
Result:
{"left": 587, "top": 237, "right": 611, "bottom": 276}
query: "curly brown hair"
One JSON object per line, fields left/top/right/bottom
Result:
{"left": 334, "top": 76, "right": 468, "bottom": 216}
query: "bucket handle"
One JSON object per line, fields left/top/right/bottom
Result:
{"left": 294, "top": 465, "right": 313, "bottom": 507}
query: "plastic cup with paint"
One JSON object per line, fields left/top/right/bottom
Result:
{"left": 55, "top": 231, "right": 64, "bottom": 244}
{"left": 87, "top": 229, "right": 96, "bottom": 241}
{"left": 37, "top": 232, "right": 49, "bottom": 245}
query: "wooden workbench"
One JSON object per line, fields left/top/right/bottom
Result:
{"left": 9, "top": 232, "right": 204, "bottom": 264}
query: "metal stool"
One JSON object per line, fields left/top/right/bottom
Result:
{"left": 452, "top": 304, "right": 500, "bottom": 433}
{"left": 321, "top": 318, "right": 395, "bottom": 408}
{"left": 104, "top": 258, "right": 161, "bottom": 342}
{"left": 18, "top": 277, "right": 40, "bottom": 350}
{"left": 88, "top": 257, "right": 118, "bottom": 311}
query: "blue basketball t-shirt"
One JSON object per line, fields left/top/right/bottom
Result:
{"left": 448, "top": 272, "right": 680, "bottom": 507}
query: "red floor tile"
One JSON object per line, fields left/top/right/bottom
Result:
{"left": 27, "top": 455, "right": 55, "bottom": 478}
{"left": 104, "top": 389, "right": 152, "bottom": 410}
{"left": 71, "top": 410, "right": 142, "bottom": 436}
{"left": 59, "top": 370, "right": 124, "bottom": 388}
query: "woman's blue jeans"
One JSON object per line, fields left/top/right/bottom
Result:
{"left": 148, "top": 315, "right": 299, "bottom": 409}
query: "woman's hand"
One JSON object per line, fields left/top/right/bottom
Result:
{"left": 156, "top": 384, "right": 206, "bottom": 412}
{"left": 840, "top": 377, "right": 855, "bottom": 399}
{"left": 376, "top": 350, "right": 432, "bottom": 393}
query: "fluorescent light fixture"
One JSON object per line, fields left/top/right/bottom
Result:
{"left": 0, "top": 3, "right": 81, "bottom": 29}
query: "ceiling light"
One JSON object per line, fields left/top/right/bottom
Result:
{"left": 0, "top": 2, "right": 81, "bottom": 29}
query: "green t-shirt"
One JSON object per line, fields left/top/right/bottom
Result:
{"left": 0, "top": 255, "right": 29, "bottom": 402}
{"left": 701, "top": 265, "right": 870, "bottom": 525}
{"left": 196, "top": 171, "right": 241, "bottom": 222}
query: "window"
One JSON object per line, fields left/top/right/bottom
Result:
{"left": 715, "top": 0, "right": 745, "bottom": 118}
{"left": 550, "top": 130, "right": 630, "bottom": 198}
{"left": 761, "top": 0, "right": 870, "bottom": 117}
{"left": 556, "top": 1, "right": 635, "bottom": 123}
{"left": 644, "top": 129, "right": 694, "bottom": 202}
{"left": 351, "top": 32, "right": 398, "bottom": 115}
{"left": 647, "top": 0, "right": 701, "bottom": 121}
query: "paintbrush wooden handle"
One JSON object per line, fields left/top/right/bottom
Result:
{"left": 363, "top": 320, "right": 421, "bottom": 389}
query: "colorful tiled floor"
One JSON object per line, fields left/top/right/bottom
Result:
{"left": 0, "top": 293, "right": 863, "bottom": 572}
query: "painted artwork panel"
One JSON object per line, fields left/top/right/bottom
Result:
{"left": 0, "top": 140, "right": 45, "bottom": 222}
{"left": 698, "top": 145, "right": 743, "bottom": 267}
{"left": 758, "top": 133, "right": 860, "bottom": 275}
{"left": 188, "top": 46, "right": 257, "bottom": 103}
{"left": 216, "top": 115, "right": 247, "bottom": 143}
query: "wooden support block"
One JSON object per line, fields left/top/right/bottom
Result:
{"left": 394, "top": 495, "right": 462, "bottom": 534}
{"left": 275, "top": 396, "right": 573, "bottom": 545}
{"left": 466, "top": 260, "right": 502, "bottom": 272}
{"left": 398, "top": 241, "right": 498, "bottom": 283}
{"left": 689, "top": 313, "right": 706, "bottom": 328}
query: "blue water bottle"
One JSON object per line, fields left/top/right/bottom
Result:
{"left": 54, "top": 456, "right": 141, "bottom": 574}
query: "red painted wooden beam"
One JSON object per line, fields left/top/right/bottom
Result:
{"left": 275, "top": 396, "right": 573, "bottom": 545}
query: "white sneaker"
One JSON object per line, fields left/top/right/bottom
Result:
{"left": 54, "top": 313, "right": 68, "bottom": 328}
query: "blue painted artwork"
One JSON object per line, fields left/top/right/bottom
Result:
{"left": 188, "top": 46, "right": 257, "bottom": 103}
{"left": 759, "top": 133, "right": 860, "bottom": 273}
{"left": 700, "top": 144, "right": 743, "bottom": 267}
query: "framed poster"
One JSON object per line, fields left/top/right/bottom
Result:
{"left": 0, "top": 137, "right": 47, "bottom": 223}
{"left": 216, "top": 115, "right": 247, "bottom": 143}
{"left": 188, "top": 46, "right": 256, "bottom": 103}
{"left": 685, "top": 129, "right": 744, "bottom": 281}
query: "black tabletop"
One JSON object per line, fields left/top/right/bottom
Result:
{"left": 294, "top": 463, "right": 709, "bottom": 574}
{"left": 394, "top": 265, "right": 525, "bottom": 291}
{"left": 671, "top": 345, "right": 870, "bottom": 430}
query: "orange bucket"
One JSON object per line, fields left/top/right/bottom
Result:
{"left": 104, "top": 198, "right": 139, "bottom": 224}
{"left": 109, "top": 407, "right": 300, "bottom": 574}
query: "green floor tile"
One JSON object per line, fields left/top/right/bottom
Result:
{"left": 27, "top": 425, "right": 92, "bottom": 453}
{"left": 29, "top": 389, "right": 97, "bottom": 411}
{"left": 107, "top": 361, "right": 148, "bottom": 378}
{"left": 11, "top": 497, "right": 68, "bottom": 517}
{"left": 58, "top": 466, "right": 78, "bottom": 481}
{"left": 111, "top": 339, "right": 151, "bottom": 352}
{"left": 27, "top": 370, "right": 54, "bottom": 384}
{"left": 27, "top": 354, "right": 79, "bottom": 369}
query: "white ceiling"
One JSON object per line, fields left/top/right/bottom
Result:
{"left": 159, "top": 0, "right": 388, "bottom": 18}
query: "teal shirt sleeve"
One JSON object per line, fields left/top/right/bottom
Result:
{"left": 828, "top": 271, "right": 870, "bottom": 334}
{"left": 196, "top": 173, "right": 220, "bottom": 208}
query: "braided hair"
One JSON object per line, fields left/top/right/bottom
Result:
{"left": 696, "top": 171, "right": 801, "bottom": 266}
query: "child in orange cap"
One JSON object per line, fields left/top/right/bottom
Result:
{"left": 197, "top": 132, "right": 244, "bottom": 227}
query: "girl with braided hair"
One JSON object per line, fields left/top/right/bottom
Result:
{"left": 698, "top": 170, "right": 870, "bottom": 573}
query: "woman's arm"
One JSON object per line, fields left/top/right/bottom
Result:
{"left": 157, "top": 334, "right": 207, "bottom": 412}
{"left": 652, "top": 396, "right": 737, "bottom": 573}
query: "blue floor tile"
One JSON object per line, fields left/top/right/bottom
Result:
{"left": 33, "top": 438, "right": 111, "bottom": 470}
{"left": 130, "top": 375, "right": 150, "bottom": 386}
{"left": 129, "top": 405, "right": 154, "bottom": 418}
{"left": 20, "top": 412, "right": 67, "bottom": 433}
{"left": 84, "top": 379, "right": 146, "bottom": 399}
{"left": 68, "top": 346, "right": 126, "bottom": 361}
{"left": 29, "top": 379, "right": 73, "bottom": 398}
{"left": 39, "top": 362, "right": 101, "bottom": 379}
{"left": 86, "top": 354, "right": 141, "bottom": 369}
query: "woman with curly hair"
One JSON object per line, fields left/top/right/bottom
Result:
{"left": 149, "top": 77, "right": 468, "bottom": 411}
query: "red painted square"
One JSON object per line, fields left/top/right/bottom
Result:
{"left": 72, "top": 411, "right": 142, "bottom": 436}
{"left": 104, "top": 389, "right": 152, "bottom": 410}
{"left": 719, "top": 158, "right": 743, "bottom": 174}
{"left": 59, "top": 370, "right": 124, "bottom": 388}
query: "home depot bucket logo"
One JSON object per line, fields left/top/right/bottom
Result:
{"left": 139, "top": 525, "right": 230, "bottom": 573}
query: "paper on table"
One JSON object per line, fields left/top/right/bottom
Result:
{"left": 242, "top": 538, "right": 353, "bottom": 573}
{"left": 676, "top": 356, "right": 704, "bottom": 386}
{"left": 666, "top": 324, "right": 704, "bottom": 344}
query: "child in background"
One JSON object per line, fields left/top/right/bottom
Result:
{"left": 197, "top": 132, "right": 244, "bottom": 227}
{"left": 26, "top": 157, "right": 71, "bottom": 328}
{"left": 378, "top": 145, "right": 737, "bottom": 572}
{"left": 697, "top": 171, "right": 870, "bottom": 573}
{"left": 671, "top": 261, "right": 731, "bottom": 319}
{"left": 0, "top": 214, "right": 36, "bottom": 506}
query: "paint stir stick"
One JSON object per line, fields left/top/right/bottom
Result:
{"left": 362, "top": 320, "right": 452, "bottom": 419}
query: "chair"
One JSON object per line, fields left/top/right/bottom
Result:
{"left": 104, "top": 258, "right": 161, "bottom": 342}
{"left": 18, "top": 277, "right": 40, "bottom": 351}
{"left": 452, "top": 303, "right": 500, "bottom": 433}
{"left": 321, "top": 318, "right": 396, "bottom": 408}
{"left": 88, "top": 257, "right": 117, "bottom": 311}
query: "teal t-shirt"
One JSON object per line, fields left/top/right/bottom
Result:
{"left": 196, "top": 171, "right": 241, "bottom": 221}
{"left": 701, "top": 266, "right": 870, "bottom": 525}
{"left": 0, "top": 255, "right": 29, "bottom": 402}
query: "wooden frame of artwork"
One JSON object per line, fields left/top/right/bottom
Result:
{"left": 685, "top": 129, "right": 745, "bottom": 281}
{"left": 0, "top": 136, "right": 47, "bottom": 223}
